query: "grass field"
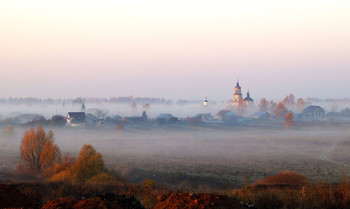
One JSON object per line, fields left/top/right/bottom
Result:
{"left": 1, "top": 124, "right": 350, "bottom": 190}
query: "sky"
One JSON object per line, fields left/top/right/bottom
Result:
{"left": 0, "top": 0, "right": 349, "bottom": 101}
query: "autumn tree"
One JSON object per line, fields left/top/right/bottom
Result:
{"left": 49, "top": 145, "right": 114, "bottom": 183}
{"left": 20, "top": 126, "right": 61, "bottom": 172}
{"left": 116, "top": 122, "right": 123, "bottom": 133}
{"left": 296, "top": 98, "right": 305, "bottom": 113}
{"left": 285, "top": 112, "right": 295, "bottom": 130}
{"left": 142, "top": 103, "right": 150, "bottom": 112}
{"left": 288, "top": 94, "right": 295, "bottom": 105}
{"left": 282, "top": 94, "right": 296, "bottom": 109}
{"left": 259, "top": 98, "right": 268, "bottom": 112}
{"left": 273, "top": 102, "right": 288, "bottom": 119}
{"left": 72, "top": 144, "right": 104, "bottom": 183}
{"left": 131, "top": 101, "right": 137, "bottom": 115}
{"left": 269, "top": 101, "right": 277, "bottom": 114}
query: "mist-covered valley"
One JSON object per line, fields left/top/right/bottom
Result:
{"left": 1, "top": 123, "right": 350, "bottom": 190}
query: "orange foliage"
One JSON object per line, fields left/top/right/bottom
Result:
{"left": 72, "top": 144, "right": 104, "bottom": 183}
{"left": 273, "top": 102, "right": 288, "bottom": 119}
{"left": 19, "top": 126, "right": 61, "bottom": 172}
{"left": 254, "top": 171, "right": 310, "bottom": 186}
{"left": 284, "top": 112, "right": 295, "bottom": 130}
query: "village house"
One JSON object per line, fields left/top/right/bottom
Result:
{"left": 301, "top": 106, "right": 325, "bottom": 119}
{"left": 66, "top": 112, "right": 86, "bottom": 126}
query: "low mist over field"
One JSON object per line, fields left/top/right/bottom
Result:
{"left": 1, "top": 123, "right": 350, "bottom": 189}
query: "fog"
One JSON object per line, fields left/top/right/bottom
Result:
{"left": 1, "top": 123, "right": 350, "bottom": 188}
{"left": 0, "top": 99, "right": 349, "bottom": 120}
{"left": 0, "top": 102, "right": 226, "bottom": 120}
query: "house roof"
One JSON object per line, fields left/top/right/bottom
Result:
{"left": 156, "top": 113, "right": 174, "bottom": 119}
{"left": 301, "top": 106, "right": 325, "bottom": 115}
{"left": 67, "top": 112, "right": 86, "bottom": 118}
{"left": 243, "top": 96, "right": 254, "bottom": 101}
{"left": 85, "top": 113, "right": 98, "bottom": 120}
{"left": 216, "top": 110, "right": 234, "bottom": 117}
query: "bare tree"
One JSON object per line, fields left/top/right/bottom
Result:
{"left": 131, "top": 101, "right": 137, "bottom": 115}
{"left": 296, "top": 98, "right": 305, "bottom": 113}
{"left": 259, "top": 98, "right": 268, "bottom": 112}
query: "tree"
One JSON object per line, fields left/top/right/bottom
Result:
{"left": 81, "top": 103, "right": 86, "bottom": 112}
{"left": 288, "top": 94, "right": 295, "bottom": 105}
{"left": 50, "top": 115, "right": 66, "bottom": 126}
{"left": 142, "top": 103, "right": 150, "bottom": 111}
{"left": 20, "top": 126, "right": 61, "bottom": 172}
{"left": 273, "top": 102, "right": 288, "bottom": 119}
{"left": 296, "top": 98, "right": 305, "bottom": 113}
{"left": 285, "top": 112, "right": 295, "bottom": 130}
{"left": 269, "top": 101, "right": 277, "bottom": 114}
{"left": 131, "top": 102, "right": 137, "bottom": 115}
{"left": 259, "top": 98, "right": 268, "bottom": 112}
{"left": 72, "top": 144, "right": 104, "bottom": 183}
{"left": 116, "top": 122, "right": 123, "bottom": 132}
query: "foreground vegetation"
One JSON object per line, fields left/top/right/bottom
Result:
{"left": 1, "top": 125, "right": 350, "bottom": 208}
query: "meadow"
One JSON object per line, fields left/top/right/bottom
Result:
{"left": 1, "top": 123, "right": 350, "bottom": 191}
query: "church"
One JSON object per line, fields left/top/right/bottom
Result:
{"left": 232, "top": 81, "right": 254, "bottom": 106}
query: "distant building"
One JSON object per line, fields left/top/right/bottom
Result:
{"left": 215, "top": 110, "right": 237, "bottom": 124}
{"left": 125, "top": 111, "right": 148, "bottom": 124}
{"left": 216, "top": 110, "right": 235, "bottom": 120}
{"left": 251, "top": 112, "right": 271, "bottom": 120}
{"left": 301, "top": 106, "right": 325, "bottom": 119}
{"left": 232, "top": 81, "right": 254, "bottom": 106}
{"left": 191, "top": 113, "right": 222, "bottom": 124}
{"left": 203, "top": 95, "right": 208, "bottom": 106}
{"left": 156, "top": 113, "right": 178, "bottom": 124}
{"left": 233, "top": 82, "right": 243, "bottom": 105}
{"left": 14, "top": 114, "right": 46, "bottom": 125}
{"left": 67, "top": 112, "right": 86, "bottom": 126}
{"left": 243, "top": 91, "right": 254, "bottom": 106}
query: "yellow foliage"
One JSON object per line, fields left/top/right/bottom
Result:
{"left": 87, "top": 173, "right": 117, "bottom": 184}
{"left": 50, "top": 170, "right": 73, "bottom": 182}
{"left": 72, "top": 144, "right": 104, "bottom": 183}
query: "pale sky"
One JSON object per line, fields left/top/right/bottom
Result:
{"left": 0, "top": 0, "right": 349, "bottom": 101}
